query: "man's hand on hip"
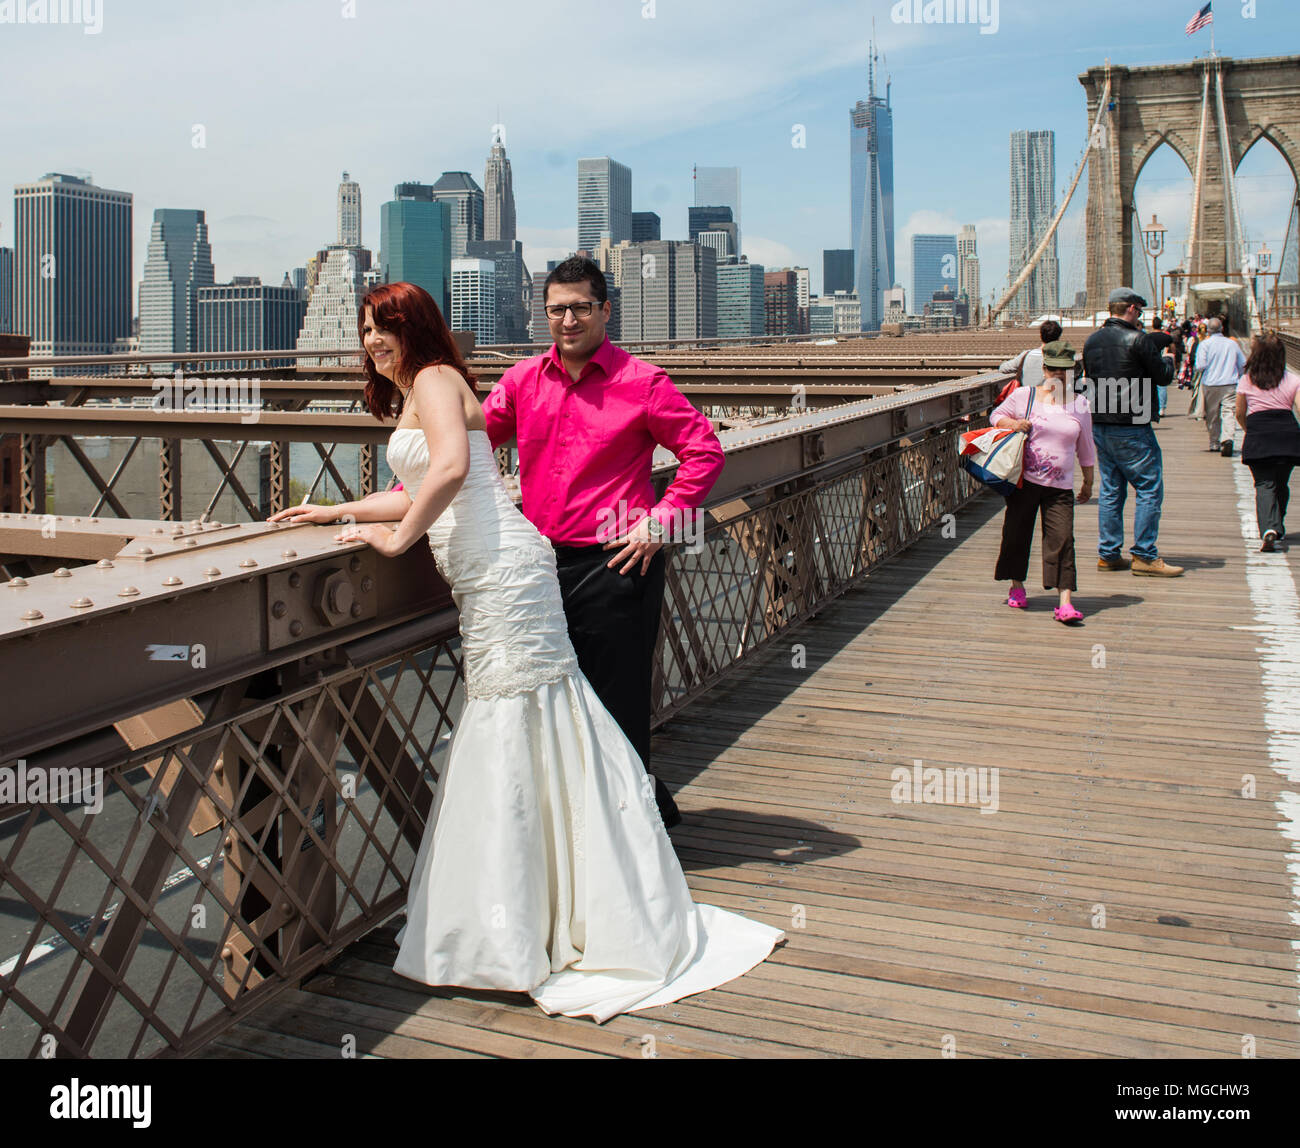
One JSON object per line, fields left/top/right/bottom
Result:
{"left": 604, "top": 516, "right": 664, "bottom": 575}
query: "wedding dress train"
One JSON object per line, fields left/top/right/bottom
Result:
{"left": 388, "top": 427, "right": 784, "bottom": 1023}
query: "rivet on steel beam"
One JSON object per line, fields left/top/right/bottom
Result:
{"left": 184, "top": 539, "right": 197, "bottom": 547}
{"left": 271, "top": 600, "right": 287, "bottom": 618}
{"left": 8, "top": 577, "right": 28, "bottom": 588}
{"left": 70, "top": 597, "right": 93, "bottom": 609}
{"left": 171, "top": 524, "right": 184, "bottom": 534}
{"left": 210, "top": 521, "right": 223, "bottom": 527}
{"left": 289, "top": 620, "right": 303, "bottom": 637}
{"left": 118, "top": 586, "right": 140, "bottom": 598}
{"left": 53, "top": 568, "right": 72, "bottom": 578}
{"left": 151, "top": 527, "right": 164, "bottom": 534}
{"left": 280, "top": 549, "right": 297, "bottom": 559}
{"left": 71, "top": 517, "right": 80, "bottom": 523}
{"left": 221, "top": 946, "right": 232, "bottom": 960}
{"left": 96, "top": 559, "right": 114, "bottom": 569}
{"left": 288, "top": 572, "right": 302, "bottom": 589}
{"left": 136, "top": 546, "right": 153, "bottom": 556}
{"left": 162, "top": 576, "right": 182, "bottom": 587}
{"left": 360, "top": 576, "right": 374, "bottom": 592}
{"left": 203, "top": 567, "right": 221, "bottom": 578}
{"left": 350, "top": 603, "right": 363, "bottom": 618}
{"left": 190, "top": 519, "right": 202, "bottom": 527}
{"left": 348, "top": 556, "right": 362, "bottom": 573}
{"left": 238, "top": 558, "right": 257, "bottom": 568}
{"left": 21, "top": 609, "right": 43, "bottom": 621}
{"left": 90, "top": 518, "right": 99, "bottom": 523}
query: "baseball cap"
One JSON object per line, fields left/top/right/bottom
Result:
{"left": 1108, "top": 287, "right": 1147, "bottom": 308}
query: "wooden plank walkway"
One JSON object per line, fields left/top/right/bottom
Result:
{"left": 198, "top": 391, "right": 1300, "bottom": 1059}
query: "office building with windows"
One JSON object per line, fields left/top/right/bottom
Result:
{"left": 823, "top": 249, "right": 854, "bottom": 296}
{"left": 631, "top": 211, "right": 660, "bottom": 242}
{"left": 198, "top": 277, "right": 305, "bottom": 370}
{"left": 693, "top": 165, "right": 740, "bottom": 254}
{"left": 618, "top": 241, "right": 715, "bottom": 342}
{"left": 14, "top": 172, "right": 133, "bottom": 365}
{"left": 431, "top": 172, "right": 485, "bottom": 259}
{"left": 381, "top": 191, "right": 451, "bottom": 314}
{"left": 577, "top": 157, "right": 631, "bottom": 255}
{"left": 138, "top": 208, "right": 215, "bottom": 359}
{"left": 337, "top": 172, "right": 362, "bottom": 248}
{"left": 466, "top": 239, "right": 529, "bottom": 343}
{"left": 297, "top": 245, "right": 367, "bottom": 364}
{"left": 764, "top": 270, "right": 799, "bottom": 335}
{"left": 717, "top": 259, "right": 765, "bottom": 340}
{"left": 451, "top": 258, "right": 496, "bottom": 345}
{"left": 912, "top": 234, "right": 958, "bottom": 315}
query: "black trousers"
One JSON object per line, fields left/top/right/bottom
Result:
{"left": 553, "top": 544, "right": 679, "bottom": 826}
{"left": 1246, "top": 459, "right": 1293, "bottom": 538}
{"left": 994, "top": 480, "right": 1078, "bottom": 591}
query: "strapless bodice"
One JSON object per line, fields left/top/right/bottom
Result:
{"left": 386, "top": 428, "right": 578, "bottom": 699}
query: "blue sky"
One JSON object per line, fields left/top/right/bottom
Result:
{"left": 0, "top": 0, "right": 1295, "bottom": 310}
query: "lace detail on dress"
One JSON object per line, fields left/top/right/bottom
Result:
{"left": 464, "top": 652, "right": 579, "bottom": 701}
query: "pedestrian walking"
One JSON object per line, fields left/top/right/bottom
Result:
{"left": 990, "top": 341, "right": 1097, "bottom": 624}
{"left": 1194, "top": 317, "right": 1246, "bottom": 456}
{"left": 1234, "top": 330, "right": 1300, "bottom": 552}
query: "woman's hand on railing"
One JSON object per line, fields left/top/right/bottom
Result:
{"left": 268, "top": 503, "right": 352, "bottom": 525}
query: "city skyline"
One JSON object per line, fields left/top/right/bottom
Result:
{"left": 0, "top": 1, "right": 1295, "bottom": 322}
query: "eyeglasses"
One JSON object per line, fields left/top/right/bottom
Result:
{"left": 544, "top": 301, "right": 600, "bottom": 319}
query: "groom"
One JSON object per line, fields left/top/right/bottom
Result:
{"left": 483, "top": 256, "right": 725, "bottom": 829}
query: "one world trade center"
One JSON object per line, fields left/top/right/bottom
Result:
{"left": 850, "top": 44, "right": 894, "bottom": 331}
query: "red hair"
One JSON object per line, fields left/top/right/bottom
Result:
{"left": 357, "top": 282, "right": 478, "bottom": 421}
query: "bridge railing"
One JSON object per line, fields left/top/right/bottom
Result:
{"left": 0, "top": 372, "right": 1003, "bottom": 1058}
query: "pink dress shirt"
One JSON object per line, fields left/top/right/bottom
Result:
{"left": 483, "top": 337, "right": 724, "bottom": 546}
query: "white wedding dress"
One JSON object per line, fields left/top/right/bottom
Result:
{"left": 388, "top": 427, "right": 784, "bottom": 1023}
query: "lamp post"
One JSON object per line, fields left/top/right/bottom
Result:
{"left": 1141, "top": 214, "right": 1167, "bottom": 313}
{"left": 1256, "top": 243, "right": 1272, "bottom": 324}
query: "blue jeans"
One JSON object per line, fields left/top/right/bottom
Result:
{"left": 1092, "top": 423, "right": 1164, "bottom": 562}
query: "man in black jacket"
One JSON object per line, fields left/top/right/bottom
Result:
{"left": 1081, "top": 288, "right": 1183, "bottom": 577}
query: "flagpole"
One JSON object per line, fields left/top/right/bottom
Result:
{"left": 1211, "top": 5, "right": 1216, "bottom": 57}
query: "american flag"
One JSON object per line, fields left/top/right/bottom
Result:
{"left": 1185, "top": 2, "right": 1213, "bottom": 34}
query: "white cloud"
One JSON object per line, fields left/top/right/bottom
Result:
{"left": 743, "top": 236, "right": 800, "bottom": 270}
{"left": 518, "top": 226, "right": 578, "bottom": 279}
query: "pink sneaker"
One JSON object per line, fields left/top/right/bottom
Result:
{"left": 1053, "top": 603, "right": 1084, "bottom": 625}
{"left": 1007, "top": 587, "right": 1028, "bottom": 609}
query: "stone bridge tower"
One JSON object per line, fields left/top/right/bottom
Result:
{"left": 1079, "top": 54, "right": 1300, "bottom": 309}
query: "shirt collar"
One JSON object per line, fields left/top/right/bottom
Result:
{"left": 545, "top": 335, "right": 617, "bottom": 385}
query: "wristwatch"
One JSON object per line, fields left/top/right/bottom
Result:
{"left": 643, "top": 515, "right": 666, "bottom": 542}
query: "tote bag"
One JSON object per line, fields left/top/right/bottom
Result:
{"left": 960, "top": 388, "right": 1036, "bottom": 497}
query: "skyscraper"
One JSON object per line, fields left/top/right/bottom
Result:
{"left": 451, "top": 258, "right": 496, "bottom": 345}
{"left": 138, "top": 209, "right": 215, "bottom": 358}
{"left": 337, "top": 171, "right": 362, "bottom": 247}
{"left": 577, "top": 157, "right": 631, "bottom": 255}
{"left": 483, "top": 135, "right": 516, "bottom": 243}
{"left": 297, "top": 246, "right": 366, "bottom": 365}
{"left": 849, "top": 45, "right": 894, "bottom": 331}
{"left": 618, "top": 241, "right": 715, "bottom": 342}
{"left": 631, "top": 211, "right": 660, "bottom": 242}
{"left": 717, "top": 259, "right": 765, "bottom": 340}
{"left": 198, "top": 277, "right": 305, "bottom": 371}
{"left": 957, "top": 224, "right": 980, "bottom": 309}
{"left": 823, "top": 249, "right": 855, "bottom": 296}
{"left": 466, "top": 239, "right": 529, "bottom": 343}
{"left": 1009, "top": 130, "right": 1059, "bottom": 315}
{"left": 763, "top": 270, "right": 798, "bottom": 335}
{"left": 912, "top": 234, "right": 958, "bottom": 314}
{"left": 693, "top": 166, "right": 741, "bottom": 255}
{"left": 381, "top": 189, "right": 451, "bottom": 314}
{"left": 14, "top": 172, "right": 132, "bottom": 362}
{"left": 431, "top": 172, "right": 485, "bottom": 259}
{"left": 0, "top": 247, "right": 13, "bottom": 333}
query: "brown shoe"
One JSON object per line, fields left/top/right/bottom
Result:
{"left": 1097, "top": 555, "right": 1131, "bottom": 571}
{"left": 1131, "top": 556, "right": 1184, "bottom": 577}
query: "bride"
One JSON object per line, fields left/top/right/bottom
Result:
{"left": 270, "top": 282, "right": 783, "bottom": 1024}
